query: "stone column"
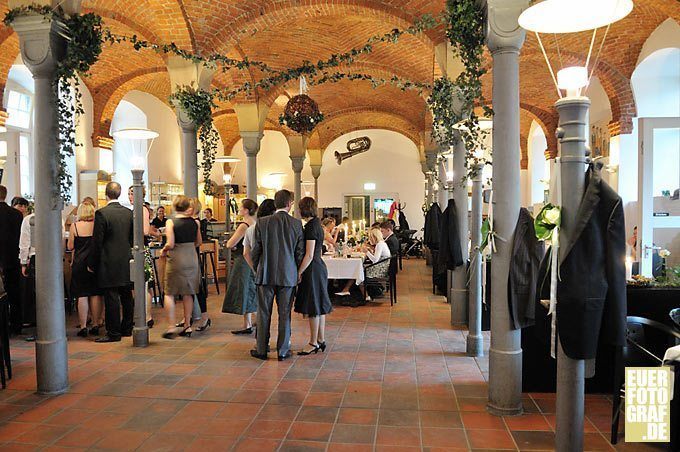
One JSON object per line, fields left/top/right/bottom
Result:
{"left": 437, "top": 156, "right": 449, "bottom": 208}
{"left": 555, "top": 97, "right": 591, "bottom": 452}
{"left": 291, "top": 156, "right": 305, "bottom": 217}
{"left": 486, "top": 0, "right": 528, "bottom": 416}
{"left": 11, "top": 14, "right": 68, "bottom": 394}
{"left": 451, "top": 135, "right": 469, "bottom": 326}
{"left": 177, "top": 109, "right": 198, "bottom": 198}
{"left": 241, "top": 132, "right": 263, "bottom": 201}
{"left": 311, "top": 164, "right": 321, "bottom": 201}
{"left": 131, "top": 169, "right": 149, "bottom": 347}
{"left": 467, "top": 163, "right": 484, "bottom": 356}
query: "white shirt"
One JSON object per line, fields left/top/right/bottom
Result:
{"left": 366, "top": 240, "right": 391, "bottom": 263}
{"left": 243, "top": 222, "right": 256, "bottom": 250}
{"left": 19, "top": 213, "right": 35, "bottom": 265}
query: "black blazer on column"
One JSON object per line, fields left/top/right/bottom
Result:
{"left": 90, "top": 201, "right": 133, "bottom": 288}
{"left": 0, "top": 202, "right": 23, "bottom": 271}
{"left": 508, "top": 207, "right": 544, "bottom": 330}
{"left": 437, "top": 198, "right": 464, "bottom": 276}
{"left": 424, "top": 202, "right": 442, "bottom": 250}
{"left": 538, "top": 164, "right": 627, "bottom": 360}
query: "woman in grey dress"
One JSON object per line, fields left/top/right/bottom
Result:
{"left": 161, "top": 195, "right": 201, "bottom": 338}
{"left": 222, "top": 199, "right": 258, "bottom": 334}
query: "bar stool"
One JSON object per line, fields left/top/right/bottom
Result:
{"left": 151, "top": 254, "right": 164, "bottom": 306}
{"left": 200, "top": 250, "right": 220, "bottom": 294}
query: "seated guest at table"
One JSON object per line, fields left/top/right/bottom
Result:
{"left": 161, "top": 195, "right": 201, "bottom": 338}
{"left": 90, "top": 182, "right": 134, "bottom": 343}
{"left": 295, "top": 197, "right": 332, "bottom": 355}
{"left": 82, "top": 196, "right": 96, "bottom": 207}
{"left": 336, "top": 216, "right": 350, "bottom": 242}
{"left": 380, "top": 221, "right": 400, "bottom": 261}
{"left": 223, "top": 199, "right": 259, "bottom": 335}
{"left": 321, "top": 218, "right": 337, "bottom": 253}
{"left": 67, "top": 202, "right": 103, "bottom": 337}
{"left": 336, "top": 227, "right": 391, "bottom": 299}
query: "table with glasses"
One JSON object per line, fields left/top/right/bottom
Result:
{"left": 322, "top": 255, "right": 365, "bottom": 284}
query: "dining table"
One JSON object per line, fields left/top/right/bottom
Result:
{"left": 322, "top": 255, "right": 365, "bottom": 284}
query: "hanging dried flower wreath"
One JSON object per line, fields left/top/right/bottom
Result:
{"left": 279, "top": 94, "right": 324, "bottom": 134}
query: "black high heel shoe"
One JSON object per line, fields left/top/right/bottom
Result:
{"left": 77, "top": 328, "right": 88, "bottom": 338}
{"left": 318, "top": 341, "right": 327, "bottom": 352}
{"left": 196, "top": 318, "right": 211, "bottom": 332}
{"left": 179, "top": 326, "right": 192, "bottom": 337}
{"left": 298, "top": 343, "right": 320, "bottom": 356}
{"left": 89, "top": 325, "right": 102, "bottom": 336}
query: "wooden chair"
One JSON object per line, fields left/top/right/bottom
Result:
{"left": 363, "top": 258, "right": 393, "bottom": 306}
{"left": 611, "top": 316, "right": 680, "bottom": 444}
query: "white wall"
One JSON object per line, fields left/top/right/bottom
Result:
{"left": 317, "top": 129, "right": 424, "bottom": 231}
{"left": 620, "top": 45, "right": 680, "bottom": 231}
{"left": 230, "top": 130, "right": 312, "bottom": 196}
{"left": 528, "top": 121, "right": 548, "bottom": 207}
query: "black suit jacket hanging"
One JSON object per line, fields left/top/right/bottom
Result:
{"left": 424, "top": 202, "right": 442, "bottom": 250}
{"left": 437, "top": 198, "right": 464, "bottom": 276}
{"left": 508, "top": 208, "right": 544, "bottom": 330}
{"left": 538, "top": 164, "right": 627, "bottom": 360}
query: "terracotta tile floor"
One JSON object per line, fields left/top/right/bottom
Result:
{"left": 0, "top": 260, "right": 666, "bottom": 451}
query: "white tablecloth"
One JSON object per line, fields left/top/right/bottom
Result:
{"left": 322, "top": 256, "right": 364, "bottom": 284}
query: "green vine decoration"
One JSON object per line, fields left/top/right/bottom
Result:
{"left": 428, "top": 0, "right": 492, "bottom": 184}
{"left": 4, "top": 5, "right": 103, "bottom": 203}
{"left": 169, "top": 86, "right": 219, "bottom": 196}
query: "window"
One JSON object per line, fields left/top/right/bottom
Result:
{"left": 19, "top": 133, "right": 30, "bottom": 196}
{"left": 100, "top": 148, "right": 113, "bottom": 174}
{"left": 6, "top": 90, "right": 31, "bottom": 129}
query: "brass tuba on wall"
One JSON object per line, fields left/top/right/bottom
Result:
{"left": 334, "top": 136, "right": 372, "bottom": 165}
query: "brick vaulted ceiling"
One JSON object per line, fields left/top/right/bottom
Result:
{"left": 0, "top": 0, "right": 678, "bottom": 159}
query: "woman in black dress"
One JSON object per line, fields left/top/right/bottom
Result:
{"left": 295, "top": 197, "right": 332, "bottom": 355}
{"left": 67, "top": 202, "right": 103, "bottom": 337}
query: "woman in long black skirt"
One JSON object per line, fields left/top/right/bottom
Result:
{"left": 294, "top": 197, "right": 332, "bottom": 355}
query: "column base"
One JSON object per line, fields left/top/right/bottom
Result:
{"left": 466, "top": 334, "right": 484, "bottom": 357}
{"left": 132, "top": 327, "right": 149, "bottom": 347}
{"left": 487, "top": 344, "right": 523, "bottom": 416}
{"left": 35, "top": 338, "right": 69, "bottom": 395}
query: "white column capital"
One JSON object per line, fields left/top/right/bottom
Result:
{"left": 310, "top": 164, "right": 321, "bottom": 179}
{"left": 176, "top": 107, "right": 197, "bottom": 134}
{"left": 290, "top": 155, "right": 305, "bottom": 173}
{"left": 10, "top": 14, "right": 65, "bottom": 78}
{"left": 241, "top": 131, "right": 263, "bottom": 157}
{"left": 486, "top": 0, "right": 529, "bottom": 54}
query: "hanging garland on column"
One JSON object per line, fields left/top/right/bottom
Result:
{"left": 4, "top": 5, "right": 103, "bottom": 203}
{"left": 4, "top": 2, "right": 489, "bottom": 193}
{"left": 169, "top": 86, "right": 219, "bottom": 196}
{"left": 427, "top": 0, "right": 491, "bottom": 184}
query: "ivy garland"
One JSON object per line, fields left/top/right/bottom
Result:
{"left": 428, "top": 0, "right": 492, "bottom": 184}
{"left": 4, "top": 2, "right": 488, "bottom": 191}
{"left": 169, "top": 86, "right": 219, "bottom": 196}
{"left": 4, "top": 5, "right": 103, "bottom": 203}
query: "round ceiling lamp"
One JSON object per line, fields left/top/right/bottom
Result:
{"left": 112, "top": 127, "right": 159, "bottom": 140}
{"left": 518, "top": 0, "right": 633, "bottom": 34}
{"left": 214, "top": 156, "right": 241, "bottom": 163}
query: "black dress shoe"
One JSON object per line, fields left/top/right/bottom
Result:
{"left": 95, "top": 336, "right": 121, "bottom": 343}
{"left": 121, "top": 330, "right": 132, "bottom": 337}
{"left": 147, "top": 319, "right": 154, "bottom": 328}
{"left": 250, "top": 349, "right": 268, "bottom": 360}
{"left": 277, "top": 351, "right": 293, "bottom": 361}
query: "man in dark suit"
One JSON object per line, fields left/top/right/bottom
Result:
{"left": 89, "top": 182, "right": 134, "bottom": 343}
{"left": 380, "top": 221, "right": 400, "bottom": 274}
{"left": 0, "top": 185, "right": 24, "bottom": 335}
{"left": 250, "top": 189, "right": 305, "bottom": 361}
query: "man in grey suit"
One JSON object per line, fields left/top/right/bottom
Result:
{"left": 250, "top": 190, "right": 305, "bottom": 361}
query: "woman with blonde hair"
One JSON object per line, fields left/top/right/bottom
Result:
{"left": 336, "top": 227, "right": 391, "bottom": 299}
{"left": 67, "top": 202, "right": 103, "bottom": 337}
{"left": 161, "top": 195, "right": 201, "bottom": 338}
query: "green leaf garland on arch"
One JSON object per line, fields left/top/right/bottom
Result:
{"left": 4, "top": 1, "right": 489, "bottom": 193}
